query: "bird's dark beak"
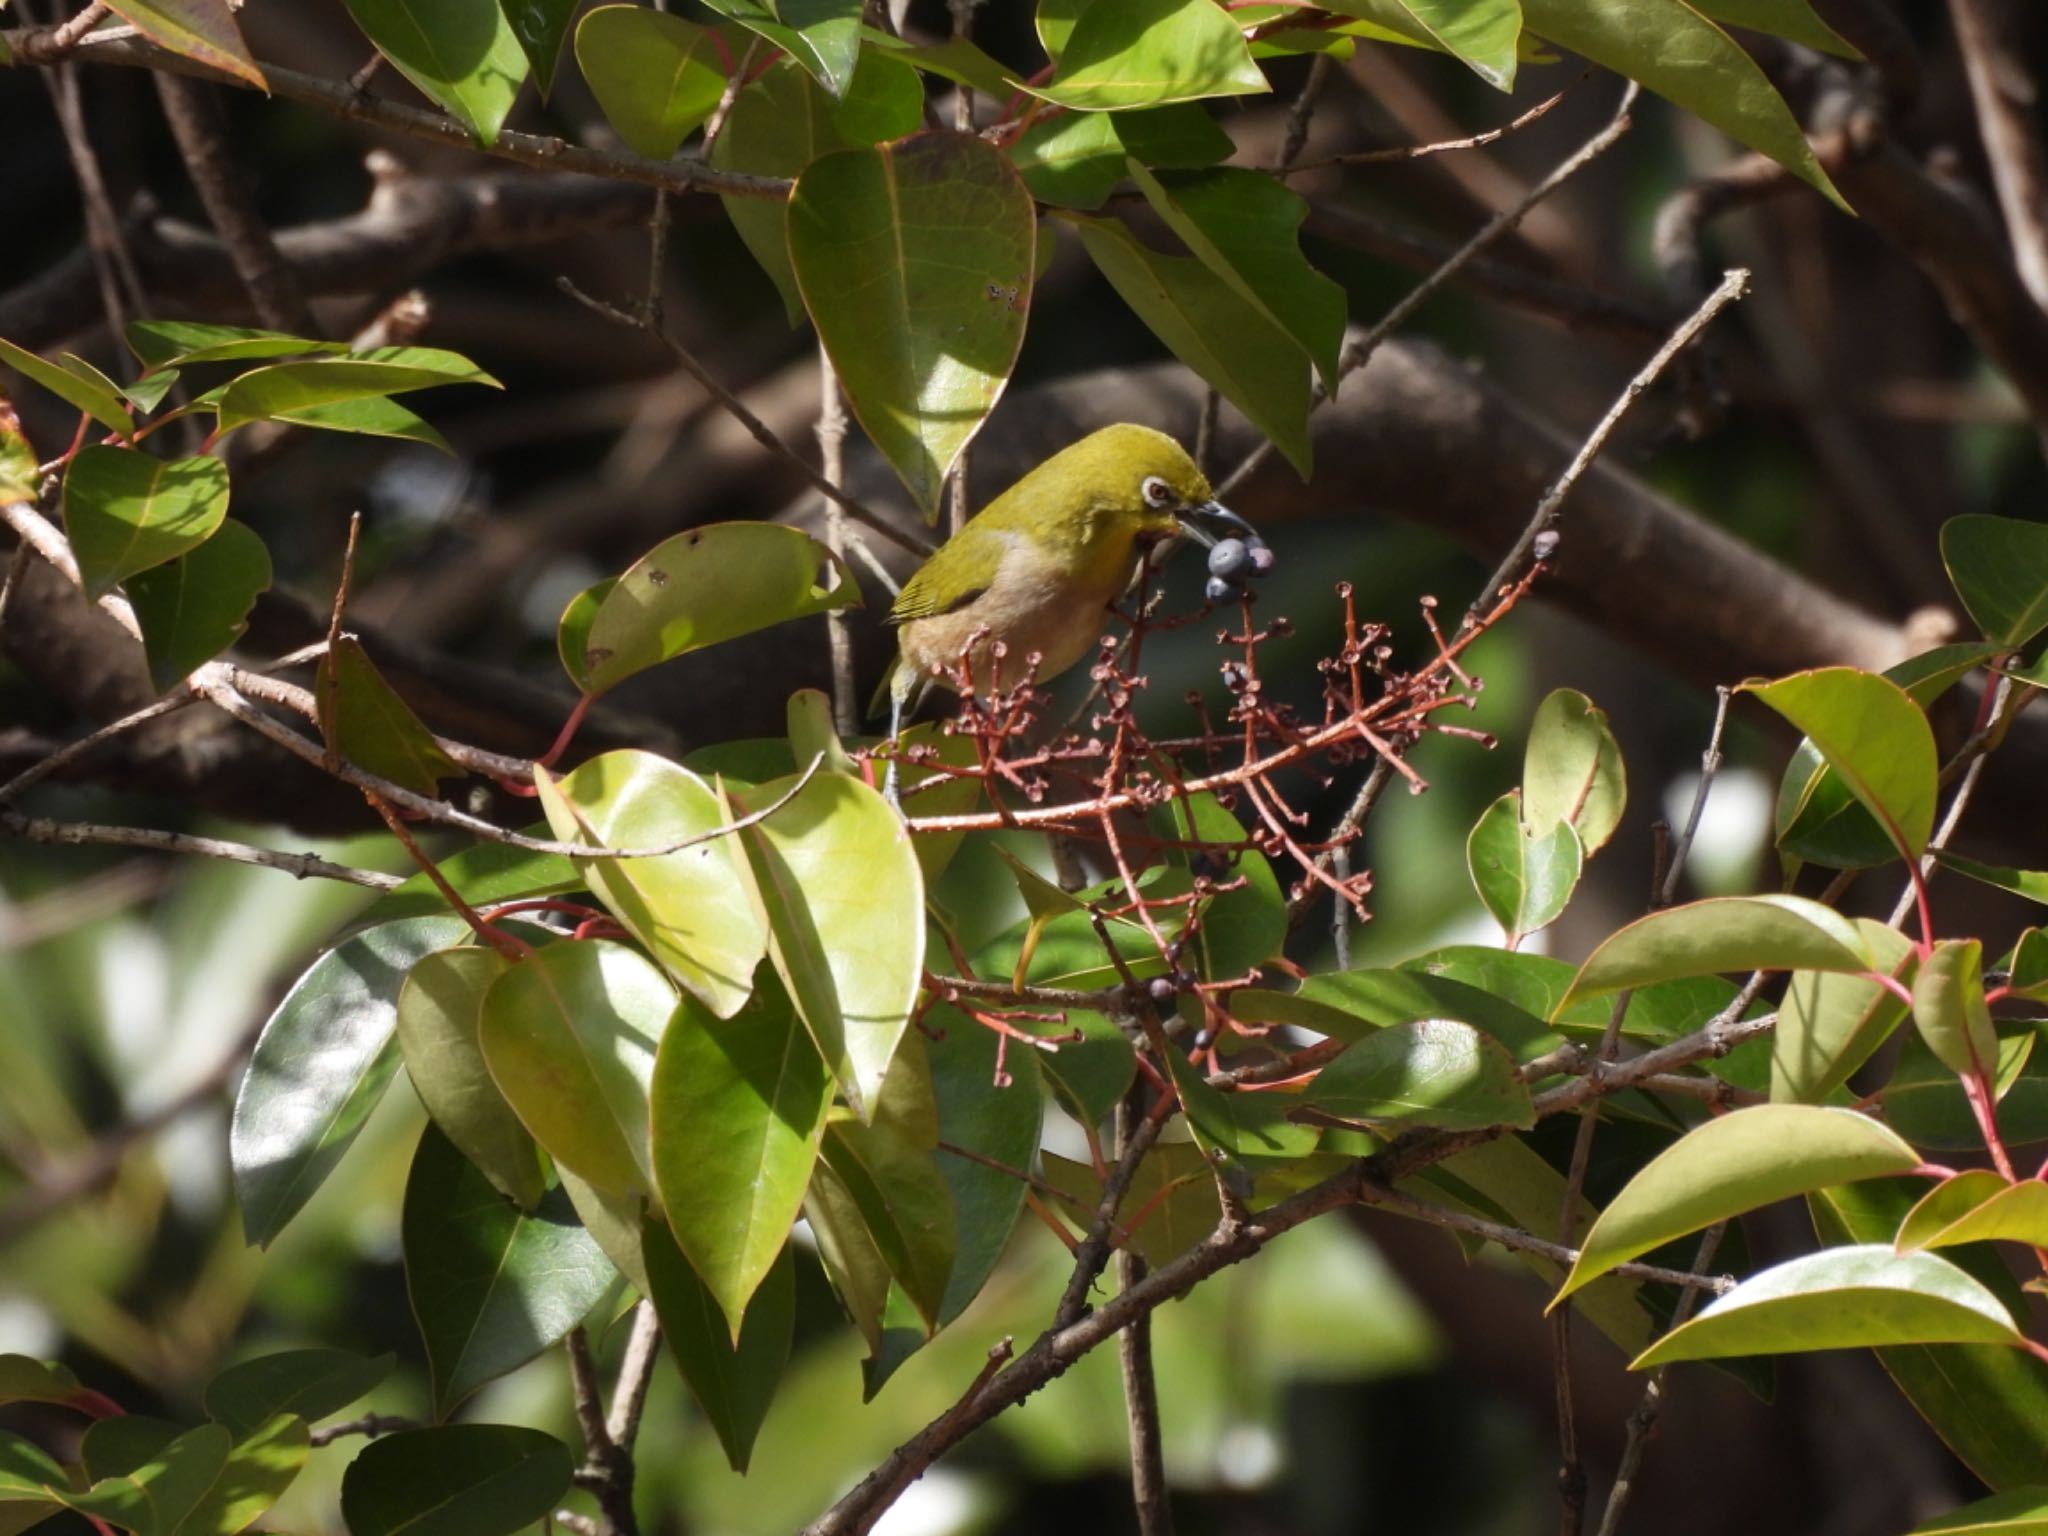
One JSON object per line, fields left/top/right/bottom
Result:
{"left": 1173, "top": 499, "right": 1255, "bottom": 549}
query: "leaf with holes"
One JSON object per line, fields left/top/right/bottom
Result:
{"left": 498, "top": 0, "right": 576, "bottom": 96}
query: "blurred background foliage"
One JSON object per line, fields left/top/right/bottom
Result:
{"left": 4, "top": 1, "right": 2048, "bottom": 1532}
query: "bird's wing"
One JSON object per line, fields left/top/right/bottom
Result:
{"left": 888, "top": 534, "right": 1001, "bottom": 624}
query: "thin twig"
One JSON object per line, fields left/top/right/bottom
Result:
{"left": 308, "top": 1414, "right": 421, "bottom": 1448}
{"left": 1115, "top": 1097, "right": 1172, "bottom": 1536}
{"left": 1661, "top": 688, "right": 1732, "bottom": 907}
{"left": 1287, "top": 79, "right": 1577, "bottom": 171}
{"left": 1889, "top": 671, "right": 2026, "bottom": 927}
{"left": 605, "top": 1304, "right": 664, "bottom": 1451}
{"left": 1217, "top": 83, "right": 1642, "bottom": 500}
{"left": 817, "top": 341, "right": 858, "bottom": 735}
{"left": 1, "top": 810, "right": 403, "bottom": 888}
{"left": 565, "top": 1327, "right": 637, "bottom": 1536}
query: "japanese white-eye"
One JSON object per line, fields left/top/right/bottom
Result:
{"left": 879, "top": 423, "right": 1260, "bottom": 757}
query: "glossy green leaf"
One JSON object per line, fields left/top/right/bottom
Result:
{"left": 1744, "top": 667, "right": 1936, "bottom": 862}
{"left": 0, "top": 1433, "right": 64, "bottom": 1535}
{"left": 642, "top": 1217, "right": 793, "bottom": 1473}
{"left": 557, "top": 1167, "right": 650, "bottom": 1293}
{"left": 215, "top": 350, "right": 500, "bottom": 434}
{"left": 730, "top": 769, "right": 925, "bottom": 1121}
{"left": 397, "top": 946, "right": 547, "bottom": 1210}
{"left": 125, "top": 518, "right": 271, "bottom": 693}
{"left": 1025, "top": 0, "right": 1267, "bottom": 111}
{"left": 1072, "top": 212, "right": 1312, "bottom": 476}
{"left": 819, "top": 1036, "right": 956, "bottom": 1328}
{"left": 1633, "top": 1245, "right": 2021, "bottom": 1368}
{"left": 1813, "top": 1180, "right": 2048, "bottom": 1489}
{"left": 1910, "top": 1488, "right": 2048, "bottom": 1534}
{"left": 361, "top": 834, "right": 578, "bottom": 924}
{"left": 265, "top": 394, "right": 453, "bottom": 450}
{"left": 1042, "top": 1140, "right": 1221, "bottom": 1269}
{"left": 1772, "top": 919, "right": 1915, "bottom": 1104}
{"left": 338, "top": 0, "right": 530, "bottom": 145}
{"left": 1037, "top": 1009, "right": 1136, "bottom": 1128}
{"left": 1519, "top": 0, "right": 1840, "bottom": 203}
{"left": 788, "top": 132, "right": 1035, "bottom": 518}
{"left": 62, "top": 445, "right": 229, "bottom": 599}
{"left": 124, "top": 320, "right": 342, "bottom": 370}
{"left": 711, "top": 54, "right": 926, "bottom": 323}
{"left": 1009, "top": 103, "right": 1231, "bottom": 209}
{"left": 700, "top": 0, "right": 861, "bottom": 97}
{"left": 1896, "top": 1172, "right": 2048, "bottom": 1253}
{"left": 1128, "top": 163, "right": 1344, "bottom": 387}
{"left": 101, "top": 0, "right": 264, "bottom": 84}
{"left": 0, "top": 1356, "right": 97, "bottom": 1415}
{"left": 402, "top": 1125, "right": 616, "bottom": 1416}
{"left": 340, "top": 1424, "right": 574, "bottom": 1536}
{"left": 480, "top": 939, "right": 675, "bottom": 1198}
{"left": 651, "top": 971, "right": 829, "bottom": 1336}
{"left": 1895, "top": 1170, "right": 2012, "bottom": 1253}
{"left": 1695, "top": 0, "right": 1854, "bottom": 55}
{"left": 0, "top": 337, "right": 133, "bottom": 435}
{"left": 1558, "top": 1105, "right": 1920, "bottom": 1299}
{"left": 68, "top": 1421, "right": 231, "bottom": 1536}
{"left": 1941, "top": 854, "right": 2048, "bottom": 906}
{"left": 576, "top": 6, "right": 727, "bottom": 160}
{"left": 1467, "top": 789, "right": 1582, "bottom": 944}
{"left": 1879, "top": 1029, "right": 2037, "bottom": 1150}
{"left": 534, "top": 750, "right": 763, "bottom": 1017}
{"left": 801, "top": 1155, "right": 894, "bottom": 1353}
{"left": 1296, "top": 969, "right": 1561, "bottom": 1063}
{"left": 315, "top": 635, "right": 460, "bottom": 797}
{"left": 1776, "top": 645, "right": 1999, "bottom": 870}
{"left": 569, "top": 523, "right": 858, "bottom": 696}
{"left": 1321, "top": 0, "right": 1523, "bottom": 87}
{"left": 1523, "top": 687, "right": 1626, "bottom": 853}
{"left": 204, "top": 1349, "right": 391, "bottom": 1441}
{"left": 498, "top": 0, "right": 574, "bottom": 95}
{"left": 178, "top": 1413, "right": 308, "bottom": 1536}
{"left": 1914, "top": 938, "right": 1998, "bottom": 1081}
{"left": 926, "top": 1003, "right": 1043, "bottom": 1323}
{"left": 1164, "top": 1044, "right": 1319, "bottom": 1186}
{"left": 1557, "top": 894, "right": 1870, "bottom": 1014}
{"left": 231, "top": 914, "right": 473, "bottom": 1247}
{"left": 1943, "top": 515, "right": 2048, "bottom": 648}
{"left": 2012, "top": 929, "right": 2048, "bottom": 1002}
{"left": 1309, "top": 1019, "right": 1533, "bottom": 1131}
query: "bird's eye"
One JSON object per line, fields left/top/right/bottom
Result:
{"left": 1141, "top": 475, "right": 1174, "bottom": 507}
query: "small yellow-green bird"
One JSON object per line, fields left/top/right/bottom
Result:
{"left": 879, "top": 423, "right": 1263, "bottom": 764}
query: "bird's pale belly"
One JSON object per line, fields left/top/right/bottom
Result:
{"left": 900, "top": 549, "right": 1130, "bottom": 694}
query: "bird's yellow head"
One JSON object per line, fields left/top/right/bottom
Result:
{"left": 1015, "top": 423, "right": 1219, "bottom": 547}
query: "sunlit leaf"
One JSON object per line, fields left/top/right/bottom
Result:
{"left": 339, "top": 0, "right": 530, "bottom": 145}
{"left": 576, "top": 6, "right": 727, "bottom": 159}
{"left": 1023, "top": 0, "right": 1267, "bottom": 111}
{"left": 1467, "top": 789, "right": 1582, "bottom": 944}
{"left": 124, "top": 320, "right": 342, "bottom": 371}
{"left": 1009, "top": 103, "right": 1231, "bottom": 210}
{"left": 1913, "top": 938, "right": 1998, "bottom": 1081}
{"left": 204, "top": 1349, "right": 392, "bottom": 1441}
{"left": 1309, "top": 1019, "right": 1533, "bottom": 1130}
{"left": 1557, "top": 895, "right": 1870, "bottom": 1014}
{"left": 1522, "top": 687, "right": 1626, "bottom": 853}
{"left": 62, "top": 445, "right": 229, "bottom": 599}
{"left": 1744, "top": 667, "right": 1937, "bottom": 862}
{"left": 215, "top": 350, "right": 500, "bottom": 434}
{"left": 0, "top": 337, "right": 132, "bottom": 435}
{"left": 1943, "top": 515, "right": 2048, "bottom": 648}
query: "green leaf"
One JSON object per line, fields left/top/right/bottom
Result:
{"left": 1743, "top": 667, "right": 1937, "bottom": 862}
{"left": 0, "top": 1432, "right": 64, "bottom": 1535}
{"left": 402, "top": 1124, "right": 617, "bottom": 1416}
{"left": 1308, "top": 1019, "right": 1534, "bottom": 1130}
{"left": 1775, "top": 644, "right": 1997, "bottom": 870}
{"left": 0, "top": 1356, "right": 98, "bottom": 1415}
{"left": 1557, "top": 1104, "right": 1920, "bottom": 1299}
{"left": 1518, "top": 0, "right": 1841, "bottom": 205}
{"left": 1632, "top": 1245, "right": 2022, "bottom": 1368}
{"left": 102, "top": 0, "right": 264, "bottom": 86}
{"left": 340, "top": 1424, "right": 574, "bottom": 1536}
{"left": 0, "top": 337, "right": 134, "bottom": 435}
{"left": 533, "top": 749, "right": 765, "bottom": 1018}
{"left": 1941, "top": 853, "right": 2048, "bottom": 906}
{"left": 397, "top": 946, "right": 548, "bottom": 1210}
{"left": 651, "top": 971, "right": 829, "bottom": 1337}
{"left": 124, "top": 320, "right": 343, "bottom": 371}
{"left": 215, "top": 350, "right": 500, "bottom": 434}
{"left": 204, "top": 1349, "right": 392, "bottom": 1441}
{"left": 1163, "top": 1044, "right": 1319, "bottom": 1185}
{"left": 575, "top": 6, "right": 727, "bottom": 160}
{"left": 1320, "top": 0, "right": 1523, "bottom": 88}
{"left": 1127, "top": 163, "right": 1344, "bottom": 388}
{"left": 926, "top": 1003, "right": 1044, "bottom": 1323}
{"left": 68, "top": 1422, "right": 231, "bottom": 1536}
{"left": 479, "top": 939, "right": 676, "bottom": 1199}
{"left": 711, "top": 53, "right": 926, "bottom": 323}
{"left": 1296, "top": 969, "right": 1561, "bottom": 1063}
{"left": 338, "top": 0, "right": 530, "bottom": 145}
{"left": 231, "top": 914, "right": 473, "bottom": 1246}
{"left": 0, "top": 408, "right": 36, "bottom": 505}
{"left": 729, "top": 769, "right": 925, "bottom": 1121}
{"left": 1557, "top": 894, "right": 1870, "bottom": 1014}
{"left": 699, "top": 0, "right": 862, "bottom": 97}
{"left": 1148, "top": 790, "right": 1285, "bottom": 982}
{"left": 1913, "top": 938, "right": 1999, "bottom": 1081}
{"left": 1910, "top": 1488, "right": 2048, "bottom": 1534}
{"left": 641, "top": 1217, "right": 793, "bottom": 1473}
{"left": 2012, "top": 929, "right": 2048, "bottom": 1002}
{"left": 1071, "top": 212, "right": 1313, "bottom": 476}
{"left": 818, "top": 1035, "right": 956, "bottom": 1328}
{"left": 62, "top": 446, "right": 229, "bottom": 599}
{"left": 270, "top": 394, "right": 453, "bottom": 451}
{"left": 1694, "top": 0, "right": 1854, "bottom": 56}
{"left": 124, "top": 519, "right": 271, "bottom": 693}
{"left": 1467, "top": 789, "right": 1582, "bottom": 944}
{"left": 1899, "top": 1175, "right": 2048, "bottom": 1253}
{"left": 1024, "top": 0, "right": 1268, "bottom": 111}
{"left": 1772, "top": 919, "right": 1915, "bottom": 1104}
{"left": 1943, "top": 515, "right": 2048, "bottom": 648}
{"left": 1009, "top": 103, "right": 1232, "bottom": 210}
{"left": 1813, "top": 1180, "right": 2048, "bottom": 1489}
{"left": 1522, "top": 687, "right": 1626, "bottom": 853}
{"left": 800, "top": 1157, "right": 893, "bottom": 1353}
{"left": 1879, "top": 1029, "right": 2037, "bottom": 1150}
{"left": 178, "top": 1413, "right": 308, "bottom": 1536}
{"left": 568, "top": 523, "right": 859, "bottom": 696}
{"left": 861, "top": 27, "right": 1013, "bottom": 98}
{"left": 788, "top": 132, "right": 1036, "bottom": 519}
{"left": 316, "top": 635, "right": 460, "bottom": 797}
{"left": 1036, "top": 1008, "right": 1135, "bottom": 1129}
{"left": 1895, "top": 1169, "right": 2013, "bottom": 1252}
{"left": 498, "top": 0, "right": 575, "bottom": 96}
{"left": 361, "top": 834, "right": 578, "bottom": 924}
{"left": 1042, "top": 1140, "right": 1221, "bottom": 1268}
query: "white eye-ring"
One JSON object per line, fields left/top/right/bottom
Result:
{"left": 1141, "top": 475, "right": 1175, "bottom": 507}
